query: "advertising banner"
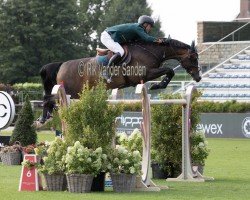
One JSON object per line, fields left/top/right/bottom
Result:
{"left": 116, "top": 112, "right": 250, "bottom": 138}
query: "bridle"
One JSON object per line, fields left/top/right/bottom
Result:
{"left": 168, "top": 42, "right": 201, "bottom": 75}
{"left": 133, "top": 42, "right": 201, "bottom": 76}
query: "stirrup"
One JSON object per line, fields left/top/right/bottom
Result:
{"left": 102, "top": 74, "right": 112, "bottom": 83}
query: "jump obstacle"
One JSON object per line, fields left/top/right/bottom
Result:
{"left": 51, "top": 83, "right": 212, "bottom": 191}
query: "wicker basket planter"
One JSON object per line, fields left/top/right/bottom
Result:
{"left": 111, "top": 173, "right": 136, "bottom": 193}
{"left": 43, "top": 173, "right": 65, "bottom": 191}
{"left": 66, "top": 174, "right": 94, "bottom": 193}
{"left": 0, "top": 152, "right": 21, "bottom": 165}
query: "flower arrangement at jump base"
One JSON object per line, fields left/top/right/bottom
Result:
{"left": 64, "top": 141, "right": 106, "bottom": 193}
{"left": 190, "top": 131, "right": 210, "bottom": 174}
{"left": 37, "top": 138, "right": 67, "bottom": 191}
{"left": 108, "top": 145, "right": 142, "bottom": 192}
{"left": 117, "top": 128, "right": 143, "bottom": 155}
{"left": 0, "top": 143, "right": 22, "bottom": 165}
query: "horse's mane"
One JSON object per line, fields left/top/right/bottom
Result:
{"left": 128, "top": 38, "right": 190, "bottom": 49}
{"left": 166, "top": 39, "right": 190, "bottom": 49}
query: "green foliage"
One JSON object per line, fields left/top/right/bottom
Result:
{"left": 151, "top": 91, "right": 202, "bottom": 177}
{"left": 13, "top": 82, "right": 43, "bottom": 101}
{"left": 108, "top": 145, "right": 142, "bottom": 174}
{"left": 60, "top": 81, "right": 122, "bottom": 153}
{"left": 116, "top": 96, "right": 250, "bottom": 113}
{"left": 0, "top": 0, "right": 104, "bottom": 83}
{"left": 190, "top": 132, "right": 210, "bottom": 166}
{"left": 10, "top": 95, "right": 37, "bottom": 146}
{"left": 197, "top": 100, "right": 250, "bottom": 113}
{"left": 38, "top": 138, "right": 67, "bottom": 175}
{"left": 64, "top": 141, "right": 105, "bottom": 175}
{"left": 121, "top": 102, "right": 142, "bottom": 111}
{"left": 13, "top": 82, "right": 43, "bottom": 92}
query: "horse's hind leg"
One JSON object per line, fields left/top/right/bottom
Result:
{"left": 39, "top": 95, "right": 55, "bottom": 123}
{"left": 38, "top": 62, "right": 61, "bottom": 124}
{"left": 146, "top": 68, "right": 175, "bottom": 90}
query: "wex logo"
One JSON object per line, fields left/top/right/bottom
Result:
{"left": 196, "top": 123, "right": 223, "bottom": 135}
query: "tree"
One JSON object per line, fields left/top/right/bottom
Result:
{"left": 10, "top": 95, "right": 37, "bottom": 146}
{"left": 96, "top": 0, "right": 165, "bottom": 44}
{"left": 0, "top": 0, "right": 97, "bottom": 83}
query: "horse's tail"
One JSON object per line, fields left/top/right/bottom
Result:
{"left": 40, "top": 62, "right": 63, "bottom": 93}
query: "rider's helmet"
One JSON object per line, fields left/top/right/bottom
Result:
{"left": 138, "top": 15, "right": 155, "bottom": 27}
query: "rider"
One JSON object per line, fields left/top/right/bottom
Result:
{"left": 100, "top": 15, "right": 163, "bottom": 82}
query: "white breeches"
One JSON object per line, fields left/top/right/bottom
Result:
{"left": 100, "top": 31, "right": 125, "bottom": 57}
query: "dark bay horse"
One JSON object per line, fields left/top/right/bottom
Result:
{"left": 38, "top": 39, "right": 201, "bottom": 124}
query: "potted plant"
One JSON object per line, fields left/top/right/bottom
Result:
{"left": 37, "top": 138, "right": 67, "bottom": 191}
{"left": 34, "top": 141, "right": 50, "bottom": 158}
{"left": 190, "top": 131, "right": 210, "bottom": 174}
{"left": 64, "top": 141, "right": 104, "bottom": 193}
{"left": 151, "top": 91, "right": 202, "bottom": 178}
{"left": 60, "top": 81, "right": 122, "bottom": 191}
{"left": 0, "top": 143, "right": 22, "bottom": 165}
{"left": 109, "top": 145, "right": 142, "bottom": 192}
{"left": 22, "top": 144, "right": 36, "bottom": 155}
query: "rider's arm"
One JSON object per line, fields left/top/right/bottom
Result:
{"left": 134, "top": 26, "right": 158, "bottom": 43}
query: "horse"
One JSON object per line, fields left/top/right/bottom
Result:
{"left": 38, "top": 39, "right": 201, "bottom": 125}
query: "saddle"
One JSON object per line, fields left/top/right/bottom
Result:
{"left": 96, "top": 45, "right": 131, "bottom": 66}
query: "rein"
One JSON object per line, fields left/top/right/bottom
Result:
{"left": 133, "top": 44, "right": 163, "bottom": 63}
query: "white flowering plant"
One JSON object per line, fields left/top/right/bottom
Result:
{"left": 64, "top": 141, "right": 105, "bottom": 176}
{"left": 117, "top": 128, "right": 143, "bottom": 155}
{"left": 190, "top": 132, "right": 210, "bottom": 166}
{"left": 109, "top": 145, "right": 142, "bottom": 175}
{"left": 38, "top": 138, "right": 67, "bottom": 175}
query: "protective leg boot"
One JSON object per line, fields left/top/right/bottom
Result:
{"left": 159, "top": 68, "right": 175, "bottom": 88}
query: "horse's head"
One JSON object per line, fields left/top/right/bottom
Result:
{"left": 180, "top": 41, "right": 201, "bottom": 82}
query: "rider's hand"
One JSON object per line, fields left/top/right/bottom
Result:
{"left": 156, "top": 38, "right": 164, "bottom": 44}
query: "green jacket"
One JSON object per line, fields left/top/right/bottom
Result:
{"left": 105, "top": 23, "right": 157, "bottom": 44}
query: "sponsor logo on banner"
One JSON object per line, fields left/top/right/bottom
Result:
{"left": 242, "top": 117, "right": 250, "bottom": 138}
{"left": 116, "top": 112, "right": 143, "bottom": 135}
{"left": 196, "top": 123, "right": 223, "bottom": 135}
{"left": 0, "top": 91, "right": 15, "bottom": 130}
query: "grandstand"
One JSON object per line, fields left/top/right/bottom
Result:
{"left": 198, "top": 46, "right": 250, "bottom": 102}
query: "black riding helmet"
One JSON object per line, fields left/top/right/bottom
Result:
{"left": 138, "top": 15, "right": 154, "bottom": 27}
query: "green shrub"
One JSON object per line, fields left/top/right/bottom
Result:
{"left": 196, "top": 100, "right": 250, "bottom": 113}
{"left": 60, "top": 81, "right": 122, "bottom": 153}
{"left": 10, "top": 95, "right": 37, "bottom": 146}
{"left": 151, "top": 91, "right": 201, "bottom": 177}
{"left": 13, "top": 82, "right": 43, "bottom": 102}
{"left": 190, "top": 132, "right": 210, "bottom": 166}
{"left": 13, "top": 82, "right": 43, "bottom": 91}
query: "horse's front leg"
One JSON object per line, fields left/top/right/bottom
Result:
{"left": 146, "top": 67, "right": 175, "bottom": 90}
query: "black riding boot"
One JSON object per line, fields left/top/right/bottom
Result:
{"left": 103, "top": 52, "right": 122, "bottom": 83}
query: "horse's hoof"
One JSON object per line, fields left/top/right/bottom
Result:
{"left": 149, "top": 84, "right": 161, "bottom": 90}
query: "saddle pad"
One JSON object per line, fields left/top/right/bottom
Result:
{"left": 96, "top": 55, "right": 109, "bottom": 66}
